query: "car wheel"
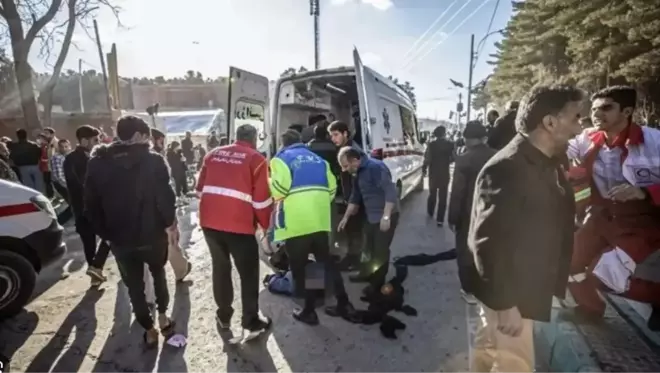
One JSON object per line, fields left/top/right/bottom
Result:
{"left": 0, "top": 250, "right": 37, "bottom": 320}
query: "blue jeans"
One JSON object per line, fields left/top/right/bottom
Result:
{"left": 18, "top": 165, "right": 45, "bottom": 194}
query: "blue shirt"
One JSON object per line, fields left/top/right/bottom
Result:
{"left": 349, "top": 157, "right": 399, "bottom": 223}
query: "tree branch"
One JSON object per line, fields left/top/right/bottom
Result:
{"left": 24, "top": 0, "right": 63, "bottom": 51}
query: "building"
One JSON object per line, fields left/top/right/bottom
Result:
{"left": 131, "top": 80, "right": 229, "bottom": 112}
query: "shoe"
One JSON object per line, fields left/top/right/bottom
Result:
{"left": 90, "top": 278, "right": 103, "bottom": 288}
{"left": 325, "top": 302, "right": 359, "bottom": 322}
{"left": 338, "top": 255, "right": 359, "bottom": 272}
{"left": 243, "top": 314, "right": 272, "bottom": 341}
{"left": 349, "top": 272, "right": 371, "bottom": 283}
{"left": 216, "top": 314, "right": 231, "bottom": 330}
{"left": 86, "top": 267, "right": 107, "bottom": 282}
{"left": 293, "top": 308, "right": 319, "bottom": 326}
{"left": 143, "top": 328, "right": 159, "bottom": 349}
{"left": 177, "top": 262, "right": 192, "bottom": 283}
{"left": 460, "top": 290, "right": 477, "bottom": 305}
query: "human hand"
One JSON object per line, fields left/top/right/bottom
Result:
{"left": 379, "top": 216, "right": 391, "bottom": 232}
{"left": 337, "top": 217, "right": 349, "bottom": 232}
{"left": 607, "top": 184, "right": 645, "bottom": 202}
{"left": 497, "top": 307, "right": 523, "bottom": 337}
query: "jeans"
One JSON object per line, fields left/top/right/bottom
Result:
{"left": 363, "top": 213, "right": 399, "bottom": 288}
{"left": 113, "top": 238, "right": 170, "bottom": 330}
{"left": 285, "top": 231, "right": 349, "bottom": 311}
{"left": 202, "top": 228, "right": 260, "bottom": 328}
{"left": 75, "top": 216, "right": 110, "bottom": 269}
{"left": 18, "top": 165, "right": 44, "bottom": 194}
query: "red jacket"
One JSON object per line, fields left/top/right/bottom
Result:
{"left": 39, "top": 144, "right": 49, "bottom": 172}
{"left": 196, "top": 140, "right": 272, "bottom": 235}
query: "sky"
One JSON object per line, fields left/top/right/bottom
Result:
{"left": 26, "top": 0, "right": 512, "bottom": 120}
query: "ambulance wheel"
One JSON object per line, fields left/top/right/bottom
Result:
{"left": 0, "top": 250, "right": 36, "bottom": 320}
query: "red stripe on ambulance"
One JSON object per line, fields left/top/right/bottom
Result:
{"left": 0, "top": 203, "right": 39, "bottom": 217}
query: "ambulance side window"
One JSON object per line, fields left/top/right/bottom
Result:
{"left": 399, "top": 106, "right": 416, "bottom": 145}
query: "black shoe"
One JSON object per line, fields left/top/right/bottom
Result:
{"left": 339, "top": 255, "right": 359, "bottom": 272}
{"left": 325, "top": 302, "right": 358, "bottom": 321}
{"left": 244, "top": 314, "right": 272, "bottom": 341}
{"left": 349, "top": 272, "right": 371, "bottom": 283}
{"left": 216, "top": 309, "right": 234, "bottom": 330}
{"left": 293, "top": 308, "right": 319, "bottom": 325}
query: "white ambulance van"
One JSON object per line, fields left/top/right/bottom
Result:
{"left": 0, "top": 179, "right": 66, "bottom": 319}
{"left": 224, "top": 48, "right": 425, "bottom": 200}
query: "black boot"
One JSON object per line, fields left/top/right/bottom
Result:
{"left": 293, "top": 308, "right": 319, "bottom": 325}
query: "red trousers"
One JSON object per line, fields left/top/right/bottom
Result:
{"left": 568, "top": 201, "right": 660, "bottom": 316}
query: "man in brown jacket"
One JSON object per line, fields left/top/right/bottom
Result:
{"left": 447, "top": 120, "right": 496, "bottom": 304}
{"left": 468, "top": 85, "right": 583, "bottom": 372}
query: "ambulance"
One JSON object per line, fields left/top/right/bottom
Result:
{"left": 225, "top": 48, "right": 425, "bottom": 200}
{"left": 0, "top": 179, "right": 66, "bottom": 319}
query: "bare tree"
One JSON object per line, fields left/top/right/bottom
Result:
{"left": 0, "top": 0, "right": 120, "bottom": 132}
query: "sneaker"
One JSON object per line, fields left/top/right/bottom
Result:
{"left": 90, "top": 278, "right": 103, "bottom": 287}
{"left": 460, "top": 290, "right": 477, "bottom": 305}
{"left": 86, "top": 267, "right": 107, "bottom": 282}
{"left": 293, "top": 308, "right": 319, "bottom": 326}
{"left": 216, "top": 314, "right": 231, "bottom": 330}
{"left": 244, "top": 314, "right": 272, "bottom": 341}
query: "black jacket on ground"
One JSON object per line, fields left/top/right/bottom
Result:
{"left": 423, "top": 137, "right": 454, "bottom": 187}
{"left": 64, "top": 147, "right": 92, "bottom": 219}
{"left": 487, "top": 110, "right": 517, "bottom": 150}
{"left": 8, "top": 140, "right": 41, "bottom": 167}
{"left": 308, "top": 138, "right": 340, "bottom": 176}
{"left": 468, "top": 134, "right": 574, "bottom": 322}
{"left": 84, "top": 143, "right": 176, "bottom": 249}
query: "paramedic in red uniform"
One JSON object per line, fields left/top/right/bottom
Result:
{"left": 567, "top": 86, "right": 660, "bottom": 323}
{"left": 196, "top": 124, "right": 273, "bottom": 341}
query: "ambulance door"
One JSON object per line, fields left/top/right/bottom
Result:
{"left": 352, "top": 48, "right": 381, "bottom": 151}
{"left": 227, "top": 67, "right": 270, "bottom": 154}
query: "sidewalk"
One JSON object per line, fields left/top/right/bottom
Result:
{"left": 535, "top": 295, "right": 660, "bottom": 372}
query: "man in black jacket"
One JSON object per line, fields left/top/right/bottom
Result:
{"left": 64, "top": 125, "right": 111, "bottom": 286}
{"left": 423, "top": 126, "right": 454, "bottom": 226}
{"left": 487, "top": 101, "right": 519, "bottom": 150}
{"left": 308, "top": 122, "right": 339, "bottom": 176}
{"left": 181, "top": 131, "right": 194, "bottom": 165}
{"left": 9, "top": 129, "right": 43, "bottom": 192}
{"left": 85, "top": 116, "right": 177, "bottom": 346}
{"left": 468, "top": 86, "right": 582, "bottom": 372}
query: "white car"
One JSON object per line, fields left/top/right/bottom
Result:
{"left": 0, "top": 179, "right": 66, "bottom": 319}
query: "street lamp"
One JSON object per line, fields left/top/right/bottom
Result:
{"left": 467, "top": 28, "right": 505, "bottom": 122}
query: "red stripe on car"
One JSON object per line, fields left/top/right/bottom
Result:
{"left": 0, "top": 202, "right": 39, "bottom": 217}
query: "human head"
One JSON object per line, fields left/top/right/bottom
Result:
{"left": 309, "top": 114, "right": 326, "bottom": 127}
{"left": 433, "top": 125, "right": 446, "bottom": 138}
{"left": 314, "top": 122, "right": 329, "bottom": 140}
{"left": 505, "top": 100, "right": 520, "bottom": 112}
{"left": 75, "top": 124, "right": 101, "bottom": 151}
{"left": 590, "top": 85, "right": 636, "bottom": 132}
{"left": 236, "top": 124, "right": 258, "bottom": 147}
{"left": 210, "top": 130, "right": 216, "bottom": 136}
{"left": 36, "top": 133, "right": 47, "bottom": 146}
{"left": 516, "top": 84, "right": 585, "bottom": 155}
{"left": 185, "top": 130, "right": 191, "bottom": 138}
{"left": 463, "top": 120, "right": 488, "bottom": 146}
{"left": 219, "top": 136, "right": 228, "bottom": 146}
{"left": 170, "top": 141, "right": 180, "bottom": 151}
{"left": 280, "top": 129, "right": 302, "bottom": 148}
{"left": 337, "top": 146, "right": 363, "bottom": 175}
{"left": 16, "top": 128, "right": 27, "bottom": 141}
{"left": 43, "top": 127, "right": 55, "bottom": 139}
{"left": 116, "top": 115, "right": 151, "bottom": 144}
{"left": 151, "top": 128, "right": 165, "bottom": 150}
{"left": 0, "top": 142, "right": 8, "bottom": 159}
{"left": 57, "top": 138, "right": 71, "bottom": 154}
{"left": 487, "top": 109, "right": 499, "bottom": 124}
{"left": 328, "top": 120, "right": 350, "bottom": 146}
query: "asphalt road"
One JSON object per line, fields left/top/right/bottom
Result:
{"left": 0, "top": 184, "right": 469, "bottom": 372}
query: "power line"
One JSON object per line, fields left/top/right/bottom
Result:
{"left": 404, "top": 0, "right": 493, "bottom": 72}
{"left": 400, "top": 0, "right": 476, "bottom": 70}
{"left": 399, "top": 0, "right": 458, "bottom": 63}
{"left": 474, "top": 0, "right": 501, "bottom": 66}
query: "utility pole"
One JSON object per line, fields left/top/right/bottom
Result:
{"left": 310, "top": 0, "right": 320, "bottom": 70}
{"left": 466, "top": 34, "right": 475, "bottom": 123}
{"left": 78, "top": 59, "right": 85, "bottom": 113}
{"left": 93, "top": 19, "right": 112, "bottom": 114}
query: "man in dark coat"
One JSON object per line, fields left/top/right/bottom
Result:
{"left": 422, "top": 125, "right": 454, "bottom": 226}
{"left": 487, "top": 101, "right": 519, "bottom": 150}
{"left": 468, "top": 86, "right": 583, "bottom": 372}
{"left": 447, "top": 121, "right": 496, "bottom": 304}
{"left": 308, "top": 122, "right": 339, "bottom": 176}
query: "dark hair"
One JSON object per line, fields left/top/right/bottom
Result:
{"left": 338, "top": 146, "right": 362, "bottom": 161}
{"left": 288, "top": 124, "right": 303, "bottom": 133}
{"left": 487, "top": 109, "right": 499, "bottom": 118}
{"left": 314, "top": 123, "right": 328, "bottom": 139}
{"left": 433, "top": 125, "right": 446, "bottom": 137}
{"left": 170, "top": 141, "right": 180, "bottom": 148}
{"left": 16, "top": 128, "right": 27, "bottom": 140}
{"left": 151, "top": 128, "right": 165, "bottom": 139}
{"left": 591, "top": 86, "right": 637, "bottom": 113}
{"left": 281, "top": 129, "right": 302, "bottom": 147}
{"left": 76, "top": 125, "right": 101, "bottom": 141}
{"left": 328, "top": 121, "right": 350, "bottom": 135}
{"left": 116, "top": 115, "right": 151, "bottom": 141}
{"left": 57, "top": 138, "right": 70, "bottom": 145}
{"left": 43, "top": 127, "right": 55, "bottom": 135}
{"left": 308, "top": 114, "right": 326, "bottom": 126}
{"left": 219, "top": 137, "right": 228, "bottom": 146}
{"left": 516, "top": 85, "right": 585, "bottom": 133}
{"left": 236, "top": 124, "right": 257, "bottom": 143}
